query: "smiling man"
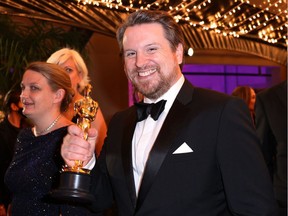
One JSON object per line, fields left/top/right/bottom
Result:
{"left": 61, "top": 10, "right": 278, "bottom": 215}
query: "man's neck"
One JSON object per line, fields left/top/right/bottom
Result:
{"left": 7, "top": 112, "right": 22, "bottom": 128}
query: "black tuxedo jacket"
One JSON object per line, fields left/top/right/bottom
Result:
{"left": 90, "top": 80, "right": 278, "bottom": 215}
{"left": 255, "top": 81, "right": 287, "bottom": 212}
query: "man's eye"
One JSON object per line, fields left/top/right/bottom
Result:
{"left": 125, "top": 52, "right": 136, "bottom": 57}
{"left": 148, "top": 47, "right": 157, "bottom": 52}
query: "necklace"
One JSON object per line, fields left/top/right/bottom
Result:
{"left": 34, "top": 114, "right": 62, "bottom": 136}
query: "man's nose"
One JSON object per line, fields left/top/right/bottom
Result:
{"left": 135, "top": 52, "right": 147, "bottom": 68}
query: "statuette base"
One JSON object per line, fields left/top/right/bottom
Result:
{"left": 50, "top": 171, "right": 94, "bottom": 203}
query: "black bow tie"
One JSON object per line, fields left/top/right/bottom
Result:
{"left": 135, "top": 100, "right": 167, "bottom": 122}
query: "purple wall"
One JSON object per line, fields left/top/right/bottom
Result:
{"left": 128, "top": 64, "right": 280, "bottom": 106}
{"left": 182, "top": 64, "right": 278, "bottom": 94}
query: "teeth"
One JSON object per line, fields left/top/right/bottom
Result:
{"left": 138, "top": 69, "right": 156, "bottom": 77}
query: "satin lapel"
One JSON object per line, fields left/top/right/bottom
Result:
{"left": 122, "top": 108, "right": 138, "bottom": 208}
{"left": 278, "top": 81, "right": 287, "bottom": 108}
{"left": 136, "top": 80, "right": 194, "bottom": 210}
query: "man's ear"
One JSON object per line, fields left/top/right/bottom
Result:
{"left": 176, "top": 43, "right": 184, "bottom": 65}
{"left": 10, "top": 103, "right": 19, "bottom": 111}
{"left": 54, "top": 89, "right": 65, "bottom": 104}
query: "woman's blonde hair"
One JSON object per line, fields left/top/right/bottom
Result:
{"left": 47, "top": 48, "right": 90, "bottom": 93}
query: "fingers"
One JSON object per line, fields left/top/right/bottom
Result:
{"left": 67, "top": 124, "right": 84, "bottom": 137}
{"left": 61, "top": 125, "right": 98, "bottom": 167}
{"left": 87, "top": 128, "right": 98, "bottom": 148}
{"left": 84, "top": 128, "right": 98, "bottom": 165}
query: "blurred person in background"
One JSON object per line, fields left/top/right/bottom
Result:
{"left": 232, "top": 86, "right": 256, "bottom": 125}
{"left": 0, "top": 86, "right": 31, "bottom": 216}
{"left": 255, "top": 81, "right": 287, "bottom": 216}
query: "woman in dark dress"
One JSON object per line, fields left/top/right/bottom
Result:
{"left": 5, "top": 62, "right": 96, "bottom": 216}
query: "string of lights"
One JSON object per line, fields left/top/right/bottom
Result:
{"left": 76, "top": 0, "right": 287, "bottom": 47}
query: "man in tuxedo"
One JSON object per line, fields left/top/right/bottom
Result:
{"left": 255, "top": 81, "right": 287, "bottom": 216}
{"left": 61, "top": 10, "right": 278, "bottom": 215}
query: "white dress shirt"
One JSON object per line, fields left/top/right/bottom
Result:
{"left": 132, "top": 75, "right": 185, "bottom": 196}
{"left": 85, "top": 75, "right": 185, "bottom": 195}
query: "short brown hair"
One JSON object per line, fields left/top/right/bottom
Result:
{"left": 116, "top": 10, "right": 185, "bottom": 56}
{"left": 3, "top": 86, "right": 21, "bottom": 114}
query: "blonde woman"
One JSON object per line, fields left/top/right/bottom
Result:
{"left": 47, "top": 48, "right": 107, "bottom": 157}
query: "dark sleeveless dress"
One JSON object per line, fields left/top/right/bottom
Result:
{"left": 4, "top": 127, "right": 96, "bottom": 216}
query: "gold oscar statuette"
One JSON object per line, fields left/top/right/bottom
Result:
{"left": 50, "top": 84, "right": 98, "bottom": 203}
